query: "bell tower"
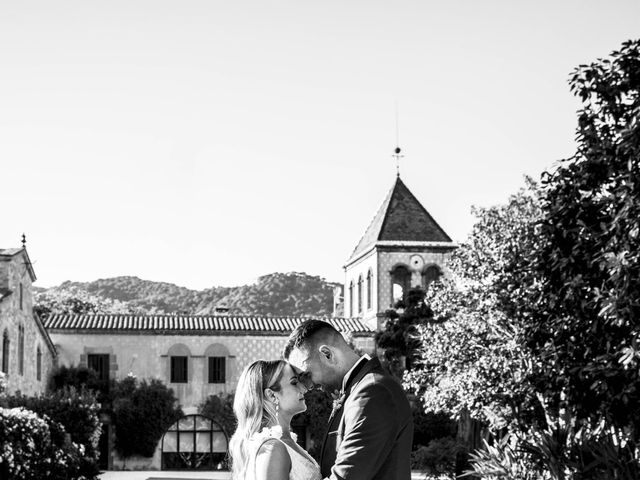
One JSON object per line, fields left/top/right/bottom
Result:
{"left": 343, "top": 175, "right": 457, "bottom": 330}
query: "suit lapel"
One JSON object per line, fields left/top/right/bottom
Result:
{"left": 319, "top": 357, "right": 383, "bottom": 474}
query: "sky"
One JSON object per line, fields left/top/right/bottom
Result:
{"left": 1, "top": 1, "right": 639, "bottom": 290}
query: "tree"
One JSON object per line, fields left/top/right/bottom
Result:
{"left": 34, "top": 288, "right": 137, "bottom": 318}
{"left": 404, "top": 179, "right": 541, "bottom": 430}
{"left": 111, "top": 377, "right": 183, "bottom": 459}
{"left": 513, "top": 39, "right": 640, "bottom": 437}
{"left": 199, "top": 393, "right": 236, "bottom": 439}
{"left": 376, "top": 286, "right": 434, "bottom": 374}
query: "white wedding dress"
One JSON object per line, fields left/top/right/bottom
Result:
{"left": 246, "top": 426, "right": 321, "bottom": 480}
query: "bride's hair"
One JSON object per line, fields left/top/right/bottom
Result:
{"left": 229, "top": 359, "right": 286, "bottom": 479}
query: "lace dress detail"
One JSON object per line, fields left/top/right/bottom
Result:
{"left": 247, "top": 426, "right": 321, "bottom": 480}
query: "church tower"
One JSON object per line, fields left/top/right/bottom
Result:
{"left": 343, "top": 176, "right": 457, "bottom": 330}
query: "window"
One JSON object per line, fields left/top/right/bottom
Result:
{"left": 18, "top": 325, "right": 24, "bottom": 376}
{"left": 19, "top": 283, "right": 23, "bottom": 310}
{"left": 357, "top": 276, "right": 363, "bottom": 314}
{"left": 390, "top": 265, "right": 411, "bottom": 305}
{"left": 348, "top": 281, "right": 354, "bottom": 317}
{"left": 2, "top": 331, "right": 9, "bottom": 374}
{"left": 208, "top": 356, "right": 226, "bottom": 383}
{"left": 422, "top": 265, "right": 442, "bottom": 291}
{"left": 37, "top": 346, "right": 42, "bottom": 381}
{"left": 161, "top": 415, "right": 228, "bottom": 470}
{"left": 366, "top": 270, "right": 373, "bottom": 310}
{"left": 171, "top": 356, "right": 188, "bottom": 383}
{"left": 88, "top": 354, "right": 110, "bottom": 382}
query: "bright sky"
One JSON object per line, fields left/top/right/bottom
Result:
{"left": 1, "top": 1, "right": 638, "bottom": 289}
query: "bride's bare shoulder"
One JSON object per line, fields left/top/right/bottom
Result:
{"left": 255, "top": 438, "right": 291, "bottom": 480}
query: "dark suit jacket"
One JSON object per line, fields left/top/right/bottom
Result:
{"left": 320, "top": 357, "right": 413, "bottom": 480}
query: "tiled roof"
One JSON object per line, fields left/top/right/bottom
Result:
{"left": 43, "top": 314, "right": 373, "bottom": 335}
{"left": 0, "top": 248, "right": 23, "bottom": 256}
{"left": 348, "top": 176, "right": 454, "bottom": 263}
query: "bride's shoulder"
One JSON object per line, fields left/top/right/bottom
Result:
{"left": 250, "top": 425, "right": 298, "bottom": 443}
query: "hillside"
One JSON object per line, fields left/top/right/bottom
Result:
{"left": 35, "top": 272, "right": 340, "bottom": 317}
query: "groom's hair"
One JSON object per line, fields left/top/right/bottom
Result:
{"left": 283, "top": 319, "right": 344, "bottom": 359}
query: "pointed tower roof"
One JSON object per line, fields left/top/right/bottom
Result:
{"left": 347, "top": 177, "right": 454, "bottom": 264}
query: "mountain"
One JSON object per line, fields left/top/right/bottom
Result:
{"left": 35, "top": 272, "right": 341, "bottom": 317}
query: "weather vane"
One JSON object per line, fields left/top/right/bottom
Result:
{"left": 392, "top": 102, "right": 404, "bottom": 176}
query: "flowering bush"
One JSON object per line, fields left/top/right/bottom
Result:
{"left": 0, "top": 407, "right": 86, "bottom": 480}
{"left": 1, "top": 387, "right": 102, "bottom": 479}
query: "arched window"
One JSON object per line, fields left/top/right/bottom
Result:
{"left": 357, "top": 275, "right": 363, "bottom": 314}
{"left": 161, "top": 414, "right": 228, "bottom": 470}
{"left": 2, "top": 330, "right": 9, "bottom": 374}
{"left": 422, "top": 265, "right": 442, "bottom": 291}
{"left": 18, "top": 324, "right": 24, "bottom": 376}
{"left": 390, "top": 265, "right": 411, "bottom": 306}
{"left": 19, "top": 283, "right": 23, "bottom": 310}
{"left": 366, "top": 270, "right": 373, "bottom": 310}
{"left": 348, "top": 281, "right": 354, "bottom": 317}
{"left": 37, "top": 346, "right": 42, "bottom": 381}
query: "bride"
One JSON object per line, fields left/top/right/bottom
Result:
{"left": 229, "top": 359, "right": 322, "bottom": 480}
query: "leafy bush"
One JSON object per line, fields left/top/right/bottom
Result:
{"left": 413, "top": 408, "right": 457, "bottom": 450}
{"left": 0, "top": 387, "right": 101, "bottom": 479}
{"left": 49, "top": 364, "right": 109, "bottom": 402}
{"left": 0, "top": 407, "right": 86, "bottom": 480}
{"left": 411, "top": 437, "right": 465, "bottom": 478}
{"left": 111, "top": 376, "right": 183, "bottom": 458}
{"left": 199, "top": 393, "right": 236, "bottom": 438}
{"left": 298, "top": 389, "right": 333, "bottom": 460}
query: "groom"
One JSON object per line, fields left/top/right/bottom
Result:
{"left": 283, "top": 320, "right": 413, "bottom": 480}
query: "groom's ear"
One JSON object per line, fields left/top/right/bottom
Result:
{"left": 318, "top": 345, "right": 333, "bottom": 362}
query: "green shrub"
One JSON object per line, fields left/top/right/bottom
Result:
{"left": 199, "top": 393, "right": 236, "bottom": 438}
{"left": 297, "top": 389, "right": 333, "bottom": 460}
{"left": 111, "top": 377, "right": 183, "bottom": 458}
{"left": 411, "top": 437, "right": 465, "bottom": 478}
{"left": 0, "top": 387, "right": 101, "bottom": 479}
{"left": 0, "top": 407, "right": 86, "bottom": 480}
{"left": 49, "top": 365, "right": 109, "bottom": 402}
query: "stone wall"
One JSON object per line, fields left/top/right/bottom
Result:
{"left": 0, "top": 251, "right": 55, "bottom": 396}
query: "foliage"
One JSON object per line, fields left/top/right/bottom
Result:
{"left": 35, "top": 272, "right": 340, "bottom": 316}
{"left": 466, "top": 434, "right": 544, "bottom": 480}
{"left": 0, "top": 387, "right": 102, "bottom": 479}
{"left": 298, "top": 389, "right": 333, "bottom": 460}
{"left": 411, "top": 437, "right": 466, "bottom": 477}
{"left": 0, "top": 406, "right": 87, "bottom": 480}
{"left": 404, "top": 180, "right": 541, "bottom": 429}
{"left": 34, "top": 288, "right": 137, "bottom": 317}
{"left": 376, "top": 286, "right": 434, "bottom": 372}
{"left": 412, "top": 408, "right": 458, "bottom": 450}
{"left": 199, "top": 393, "right": 237, "bottom": 438}
{"left": 49, "top": 364, "right": 110, "bottom": 403}
{"left": 111, "top": 376, "right": 183, "bottom": 458}
{"left": 511, "top": 39, "right": 640, "bottom": 438}
{"left": 411, "top": 39, "right": 640, "bottom": 479}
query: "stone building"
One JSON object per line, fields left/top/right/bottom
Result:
{"left": 341, "top": 176, "right": 457, "bottom": 330}
{"left": 14, "top": 171, "right": 455, "bottom": 472}
{"left": 0, "top": 247, "right": 56, "bottom": 396}
{"left": 44, "top": 313, "right": 373, "bottom": 470}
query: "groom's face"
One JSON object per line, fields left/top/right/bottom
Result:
{"left": 288, "top": 346, "right": 340, "bottom": 392}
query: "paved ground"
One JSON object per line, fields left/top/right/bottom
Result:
{"left": 99, "top": 472, "right": 230, "bottom": 480}
{"left": 99, "top": 471, "right": 428, "bottom": 479}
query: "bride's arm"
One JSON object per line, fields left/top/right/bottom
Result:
{"left": 255, "top": 439, "right": 291, "bottom": 480}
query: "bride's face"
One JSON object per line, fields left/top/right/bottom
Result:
{"left": 274, "top": 363, "right": 308, "bottom": 417}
